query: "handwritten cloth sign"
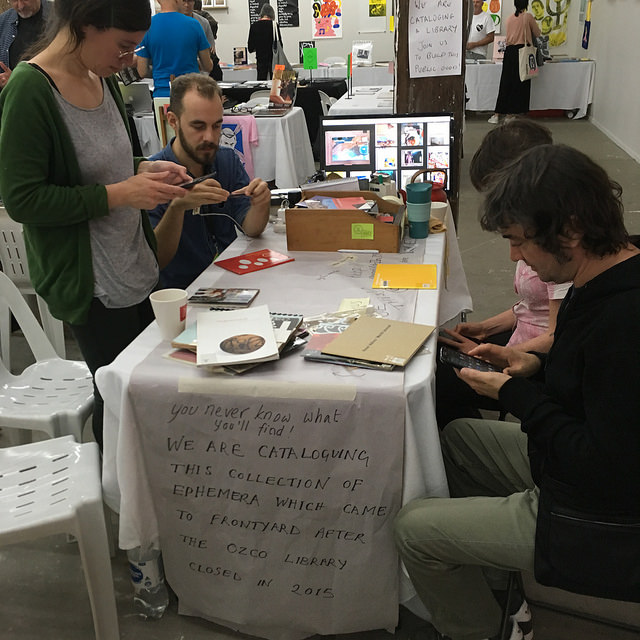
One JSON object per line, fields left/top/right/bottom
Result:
{"left": 408, "top": 0, "right": 463, "bottom": 78}
{"left": 128, "top": 345, "right": 406, "bottom": 639}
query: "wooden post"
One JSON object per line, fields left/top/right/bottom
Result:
{"left": 394, "top": 0, "right": 470, "bottom": 225}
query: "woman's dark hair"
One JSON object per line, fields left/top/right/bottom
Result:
{"left": 514, "top": 0, "right": 528, "bottom": 16}
{"left": 32, "top": 0, "right": 151, "bottom": 55}
{"left": 469, "top": 118, "right": 553, "bottom": 191}
{"left": 260, "top": 4, "right": 276, "bottom": 19}
{"left": 480, "top": 144, "right": 629, "bottom": 261}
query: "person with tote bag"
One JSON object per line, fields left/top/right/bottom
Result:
{"left": 247, "top": 3, "right": 275, "bottom": 80}
{"left": 488, "top": 0, "right": 541, "bottom": 124}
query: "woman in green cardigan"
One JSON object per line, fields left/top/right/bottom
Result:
{"left": 0, "top": 0, "right": 191, "bottom": 447}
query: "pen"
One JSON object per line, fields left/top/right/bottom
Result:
{"left": 337, "top": 249, "right": 379, "bottom": 254}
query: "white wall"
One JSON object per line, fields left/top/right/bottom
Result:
{"left": 586, "top": 0, "right": 640, "bottom": 163}
{"left": 203, "top": 2, "right": 395, "bottom": 67}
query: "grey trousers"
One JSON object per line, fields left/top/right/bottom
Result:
{"left": 395, "top": 419, "right": 538, "bottom": 640}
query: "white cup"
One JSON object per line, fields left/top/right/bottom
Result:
{"left": 149, "top": 288, "right": 188, "bottom": 340}
{"left": 430, "top": 201, "right": 449, "bottom": 222}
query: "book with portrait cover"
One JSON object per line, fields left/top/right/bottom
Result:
{"left": 196, "top": 305, "right": 279, "bottom": 367}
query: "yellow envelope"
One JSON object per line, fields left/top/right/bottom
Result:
{"left": 372, "top": 264, "right": 438, "bottom": 289}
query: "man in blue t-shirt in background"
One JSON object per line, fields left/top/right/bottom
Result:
{"left": 148, "top": 73, "right": 270, "bottom": 290}
{"left": 136, "top": 0, "right": 212, "bottom": 97}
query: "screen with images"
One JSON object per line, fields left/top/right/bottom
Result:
{"left": 321, "top": 113, "right": 453, "bottom": 191}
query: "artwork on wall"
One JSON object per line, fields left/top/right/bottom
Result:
{"left": 312, "top": 0, "right": 343, "bottom": 39}
{"left": 484, "top": 0, "right": 502, "bottom": 34}
{"left": 531, "top": 0, "right": 571, "bottom": 47}
{"left": 369, "top": 0, "right": 386, "bottom": 17}
{"left": 203, "top": 0, "right": 228, "bottom": 7}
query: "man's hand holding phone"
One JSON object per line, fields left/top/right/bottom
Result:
{"left": 174, "top": 172, "right": 231, "bottom": 209}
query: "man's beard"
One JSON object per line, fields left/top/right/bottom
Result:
{"left": 177, "top": 126, "right": 218, "bottom": 168}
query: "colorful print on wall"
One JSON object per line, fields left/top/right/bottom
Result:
{"left": 531, "top": 0, "right": 571, "bottom": 47}
{"left": 312, "top": 0, "right": 343, "bottom": 39}
{"left": 369, "top": 0, "right": 386, "bottom": 17}
{"left": 484, "top": 0, "right": 502, "bottom": 34}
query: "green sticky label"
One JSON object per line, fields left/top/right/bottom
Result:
{"left": 351, "top": 223, "right": 374, "bottom": 240}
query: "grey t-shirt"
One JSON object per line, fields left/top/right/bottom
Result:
{"left": 54, "top": 81, "right": 158, "bottom": 308}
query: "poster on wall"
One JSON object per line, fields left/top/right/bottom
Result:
{"left": 312, "top": 0, "right": 343, "bottom": 39}
{"left": 369, "top": 0, "right": 386, "bottom": 17}
{"left": 278, "top": 0, "right": 300, "bottom": 27}
{"left": 531, "top": 0, "right": 571, "bottom": 47}
{"left": 248, "top": 0, "right": 271, "bottom": 23}
{"left": 484, "top": 0, "right": 502, "bottom": 34}
{"left": 408, "top": 0, "right": 463, "bottom": 78}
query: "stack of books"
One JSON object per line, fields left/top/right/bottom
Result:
{"left": 168, "top": 306, "right": 305, "bottom": 375}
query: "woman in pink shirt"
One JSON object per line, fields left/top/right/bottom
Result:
{"left": 488, "top": 0, "right": 541, "bottom": 124}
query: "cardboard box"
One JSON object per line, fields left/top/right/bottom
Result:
{"left": 285, "top": 190, "right": 405, "bottom": 253}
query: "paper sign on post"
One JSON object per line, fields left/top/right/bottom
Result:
{"left": 408, "top": 0, "right": 463, "bottom": 78}
{"left": 303, "top": 47, "right": 318, "bottom": 70}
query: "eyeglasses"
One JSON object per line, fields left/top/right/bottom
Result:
{"left": 118, "top": 46, "right": 144, "bottom": 59}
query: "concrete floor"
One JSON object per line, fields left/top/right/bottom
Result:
{"left": 2, "top": 113, "right": 640, "bottom": 640}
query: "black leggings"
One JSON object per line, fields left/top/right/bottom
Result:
{"left": 70, "top": 297, "right": 154, "bottom": 449}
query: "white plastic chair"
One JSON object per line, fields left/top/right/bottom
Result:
{"left": 318, "top": 90, "right": 333, "bottom": 116}
{"left": 0, "top": 271, "right": 93, "bottom": 443}
{"left": 0, "top": 207, "right": 66, "bottom": 364}
{"left": 249, "top": 89, "right": 272, "bottom": 101}
{"left": 0, "top": 435, "right": 119, "bottom": 640}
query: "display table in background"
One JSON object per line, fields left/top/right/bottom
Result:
{"left": 249, "top": 107, "right": 315, "bottom": 188}
{"left": 297, "top": 64, "right": 394, "bottom": 87}
{"left": 465, "top": 59, "right": 596, "bottom": 118}
{"left": 98, "top": 211, "right": 471, "bottom": 640}
{"left": 220, "top": 65, "right": 257, "bottom": 83}
{"left": 223, "top": 80, "right": 347, "bottom": 158}
{"left": 328, "top": 85, "right": 394, "bottom": 116}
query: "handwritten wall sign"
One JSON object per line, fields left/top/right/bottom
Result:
{"left": 277, "top": 0, "right": 300, "bottom": 27}
{"left": 128, "top": 355, "right": 405, "bottom": 638}
{"left": 408, "top": 0, "right": 463, "bottom": 78}
{"left": 249, "top": 0, "right": 271, "bottom": 23}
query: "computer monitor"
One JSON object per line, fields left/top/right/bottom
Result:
{"left": 320, "top": 112, "right": 453, "bottom": 192}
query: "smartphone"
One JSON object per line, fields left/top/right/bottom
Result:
{"left": 438, "top": 345, "right": 502, "bottom": 373}
{"left": 179, "top": 172, "right": 217, "bottom": 189}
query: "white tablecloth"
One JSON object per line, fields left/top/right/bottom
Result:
{"left": 97, "top": 208, "right": 471, "bottom": 635}
{"left": 252, "top": 107, "right": 316, "bottom": 188}
{"left": 328, "top": 85, "right": 394, "bottom": 116}
{"left": 221, "top": 66, "right": 257, "bottom": 83}
{"left": 465, "top": 60, "right": 596, "bottom": 119}
{"left": 132, "top": 114, "right": 162, "bottom": 157}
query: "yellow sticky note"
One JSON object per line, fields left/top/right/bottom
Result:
{"left": 390, "top": 15, "right": 394, "bottom": 32}
{"left": 338, "top": 298, "right": 370, "bottom": 312}
{"left": 351, "top": 223, "right": 374, "bottom": 240}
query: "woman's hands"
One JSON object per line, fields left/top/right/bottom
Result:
{"left": 107, "top": 160, "right": 191, "bottom": 211}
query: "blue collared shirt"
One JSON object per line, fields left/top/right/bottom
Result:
{"left": 147, "top": 142, "right": 251, "bottom": 289}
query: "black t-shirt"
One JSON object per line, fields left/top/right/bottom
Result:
{"left": 9, "top": 7, "right": 45, "bottom": 69}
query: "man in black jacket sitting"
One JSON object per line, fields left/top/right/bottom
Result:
{"left": 395, "top": 144, "right": 640, "bottom": 640}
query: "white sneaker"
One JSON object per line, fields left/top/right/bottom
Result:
{"left": 487, "top": 114, "right": 500, "bottom": 124}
